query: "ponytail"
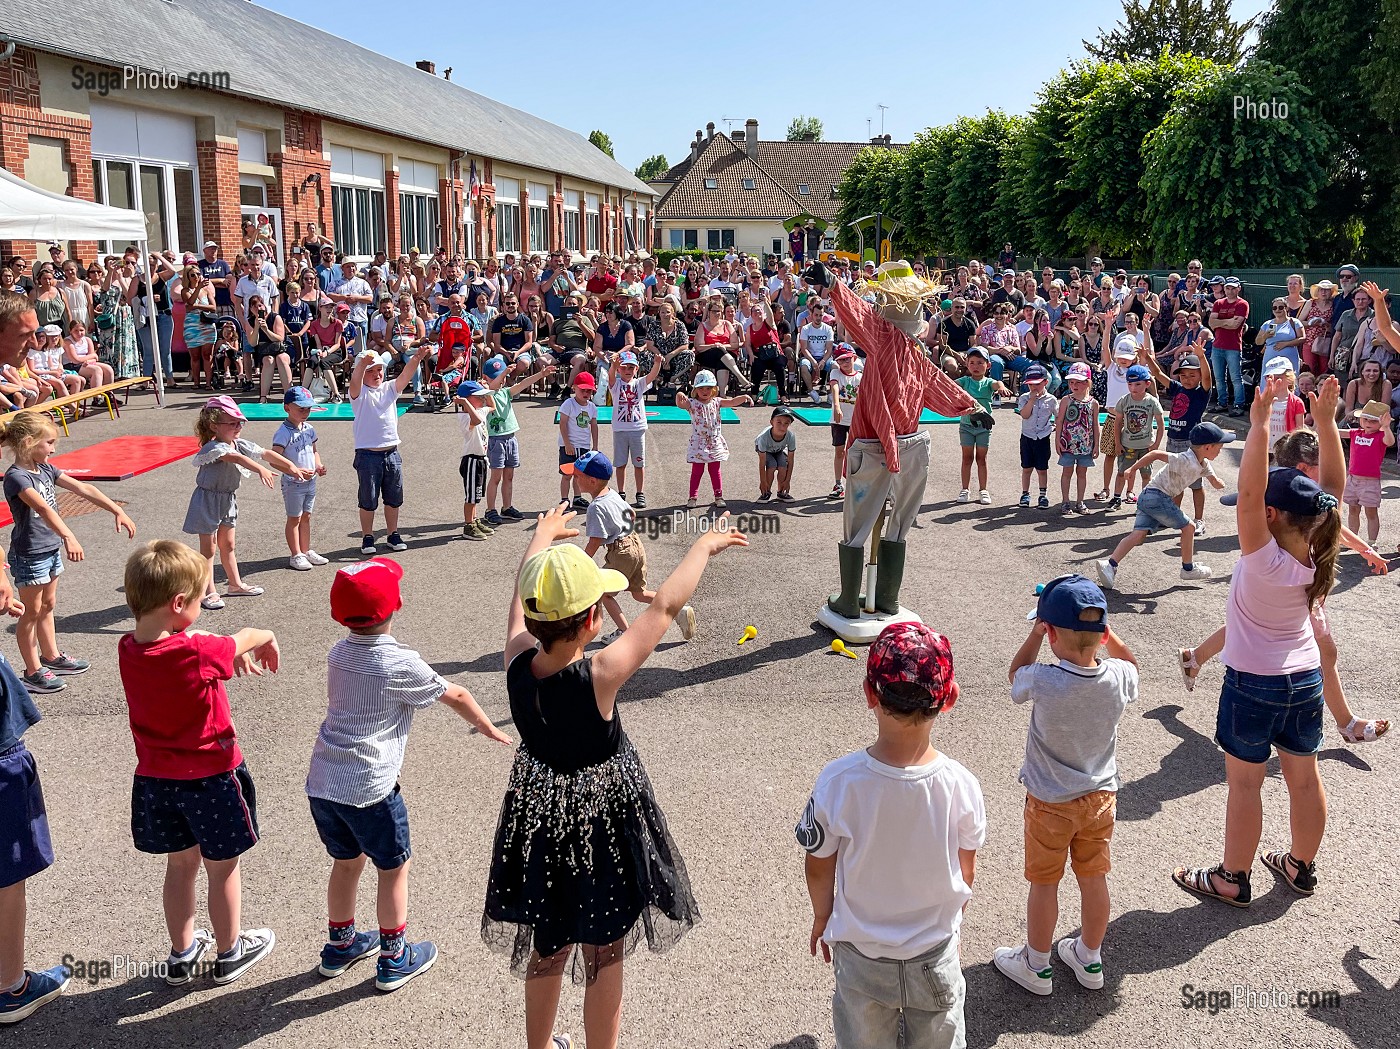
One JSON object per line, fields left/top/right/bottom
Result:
{"left": 1304, "top": 505, "right": 1341, "bottom": 611}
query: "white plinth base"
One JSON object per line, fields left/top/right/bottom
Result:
{"left": 817, "top": 602, "right": 923, "bottom": 645}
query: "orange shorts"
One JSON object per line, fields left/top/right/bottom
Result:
{"left": 1023, "top": 790, "right": 1115, "bottom": 884}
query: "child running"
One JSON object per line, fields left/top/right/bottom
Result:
{"left": 1055, "top": 362, "right": 1100, "bottom": 514}
{"left": 1144, "top": 350, "right": 1215, "bottom": 536}
{"left": 1094, "top": 422, "right": 1229, "bottom": 590}
{"left": 1108, "top": 364, "right": 1164, "bottom": 508}
{"left": 484, "top": 504, "right": 744, "bottom": 1049}
{"left": 184, "top": 396, "right": 310, "bottom": 609}
{"left": 0, "top": 413, "right": 136, "bottom": 693}
{"left": 482, "top": 355, "right": 555, "bottom": 528}
{"left": 797, "top": 622, "right": 984, "bottom": 1046}
{"left": 755, "top": 406, "right": 798, "bottom": 502}
{"left": 558, "top": 373, "right": 599, "bottom": 510}
{"left": 118, "top": 540, "right": 282, "bottom": 986}
{"left": 307, "top": 558, "right": 511, "bottom": 990}
{"left": 956, "top": 347, "right": 1010, "bottom": 505}
{"left": 1018, "top": 364, "right": 1057, "bottom": 508}
{"left": 1342, "top": 399, "right": 1393, "bottom": 544}
{"left": 272, "top": 386, "right": 328, "bottom": 572}
{"left": 453, "top": 381, "right": 495, "bottom": 541}
{"left": 677, "top": 369, "right": 751, "bottom": 509}
{"left": 996, "top": 575, "right": 1136, "bottom": 996}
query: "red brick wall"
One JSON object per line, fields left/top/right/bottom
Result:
{"left": 268, "top": 112, "right": 330, "bottom": 256}
{"left": 384, "top": 168, "right": 401, "bottom": 258}
{"left": 196, "top": 138, "right": 241, "bottom": 260}
{"left": 439, "top": 171, "right": 463, "bottom": 256}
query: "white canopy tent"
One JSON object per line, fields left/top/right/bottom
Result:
{"left": 0, "top": 166, "right": 165, "bottom": 403}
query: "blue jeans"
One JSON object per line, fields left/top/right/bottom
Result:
{"left": 138, "top": 312, "right": 173, "bottom": 380}
{"left": 1215, "top": 666, "right": 1324, "bottom": 763}
{"left": 1209, "top": 347, "right": 1244, "bottom": 407}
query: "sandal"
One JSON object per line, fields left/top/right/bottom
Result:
{"left": 1172, "top": 864, "right": 1252, "bottom": 907}
{"left": 1179, "top": 648, "right": 1200, "bottom": 693}
{"left": 1261, "top": 850, "right": 1317, "bottom": 896}
{"left": 1125, "top": 493, "right": 1138, "bottom": 504}
{"left": 224, "top": 585, "right": 265, "bottom": 597}
{"left": 1095, "top": 490, "right": 1110, "bottom": 502}
{"left": 200, "top": 595, "right": 225, "bottom": 611}
{"left": 1339, "top": 717, "right": 1389, "bottom": 743}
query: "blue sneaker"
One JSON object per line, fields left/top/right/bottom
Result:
{"left": 0, "top": 966, "right": 69, "bottom": 1024}
{"left": 375, "top": 940, "right": 437, "bottom": 992}
{"left": 318, "top": 930, "right": 380, "bottom": 978}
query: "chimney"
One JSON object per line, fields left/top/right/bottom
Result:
{"left": 415, "top": 59, "right": 435, "bottom": 75}
{"left": 732, "top": 129, "right": 744, "bottom": 143}
{"left": 745, "top": 118, "right": 758, "bottom": 160}
{"left": 706, "top": 122, "right": 715, "bottom": 141}
{"left": 691, "top": 130, "right": 703, "bottom": 163}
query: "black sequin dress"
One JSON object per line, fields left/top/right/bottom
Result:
{"left": 482, "top": 650, "right": 698, "bottom": 982}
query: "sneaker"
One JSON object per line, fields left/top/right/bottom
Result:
{"left": 360, "top": 534, "right": 376, "bottom": 556}
{"left": 1075, "top": 501, "right": 1090, "bottom": 514}
{"left": 1228, "top": 406, "right": 1243, "bottom": 417}
{"left": 1038, "top": 493, "right": 1050, "bottom": 508}
{"left": 686, "top": 497, "right": 697, "bottom": 509}
{"left": 1193, "top": 518, "right": 1207, "bottom": 538}
{"left": 483, "top": 509, "right": 503, "bottom": 526}
{"left": 165, "top": 929, "right": 215, "bottom": 986}
{"left": 1219, "top": 492, "right": 1239, "bottom": 507}
{"left": 600, "top": 629, "right": 624, "bottom": 645}
{"left": 0, "top": 965, "right": 69, "bottom": 1024}
{"left": 758, "top": 490, "right": 773, "bottom": 502}
{"left": 40, "top": 653, "right": 89, "bottom": 676}
{"left": 386, "top": 532, "right": 408, "bottom": 552}
{"left": 551, "top": 1037, "right": 573, "bottom": 1049}
{"left": 212, "top": 928, "right": 275, "bottom": 986}
{"left": 1181, "top": 563, "right": 1213, "bottom": 581}
{"left": 1107, "top": 496, "right": 1122, "bottom": 511}
{"left": 1057, "top": 936, "right": 1105, "bottom": 990}
{"left": 978, "top": 489, "right": 991, "bottom": 505}
{"left": 460, "top": 522, "right": 486, "bottom": 541}
{"left": 21, "top": 669, "right": 64, "bottom": 694}
{"left": 571, "top": 495, "right": 589, "bottom": 511}
{"left": 375, "top": 941, "right": 437, "bottom": 993}
{"left": 473, "top": 518, "right": 495, "bottom": 535}
{"left": 411, "top": 395, "right": 425, "bottom": 406}
{"left": 777, "top": 490, "right": 795, "bottom": 502}
{"left": 304, "top": 550, "right": 330, "bottom": 566}
{"left": 956, "top": 489, "right": 970, "bottom": 503}
{"left": 1062, "top": 502, "right": 1074, "bottom": 516}
{"left": 677, "top": 604, "right": 697, "bottom": 641}
{"left": 994, "top": 945, "right": 1053, "bottom": 996}
{"left": 634, "top": 492, "right": 648, "bottom": 509}
{"left": 1095, "top": 558, "right": 1117, "bottom": 590}
{"left": 288, "top": 553, "right": 313, "bottom": 572}
{"left": 1125, "top": 492, "right": 1138, "bottom": 504}
{"left": 1019, "top": 493, "right": 1030, "bottom": 507}
{"left": 714, "top": 497, "right": 727, "bottom": 509}
{"left": 502, "top": 506, "right": 524, "bottom": 521}
{"left": 318, "top": 930, "right": 380, "bottom": 978}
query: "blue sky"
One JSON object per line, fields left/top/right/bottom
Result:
{"left": 258, "top": 0, "right": 1273, "bottom": 172}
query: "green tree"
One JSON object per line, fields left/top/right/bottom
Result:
{"left": 588, "top": 130, "right": 615, "bottom": 158}
{"left": 1085, "top": 0, "right": 1255, "bottom": 64}
{"left": 1141, "top": 62, "right": 1333, "bottom": 266}
{"left": 833, "top": 147, "right": 906, "bottom": 252}
{"left": 1016, "top": 63, "right": 1103, "bottom": 257}
{"left": 634, "top": 154, "right": 669, "bottom": 181}
{"left": 941, "top": 112, "right": 1025, "bottom": 258}
{"left": 786, "top": 116, "right": 824, "bottom": 141}
{"left": 898, "top": 125, "right": 957, "bottom": 256}
{"left": 990, "top": 115, "right": 1033, "bottom": 257}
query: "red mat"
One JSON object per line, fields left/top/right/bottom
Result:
{"left": 51, "top": 435, "right": 201, "bottom": 481}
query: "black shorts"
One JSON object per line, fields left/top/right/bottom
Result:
{"left": 459, "top": 454, "right": 487, "bottom": 504}
{"left": 558, "top": 444, "right": 589, "bottom": 473}
{"left": 1020, "top": 434, "right": 1052, "bottom": 471}
{"left": 696, "top": 347, "right": 728, "bottom": 373}
{"left": 130, "top": 762, "right": 259, "bottom": 861}
{"left": 308, "top": 785, "right": 411, "bottom": 871}
{"left": 832, "top": 423, "right": 850, "bottom": 448}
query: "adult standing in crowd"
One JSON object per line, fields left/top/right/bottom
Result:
{"left": 1208, "top": 277, "right": 1249, "bottom": 416}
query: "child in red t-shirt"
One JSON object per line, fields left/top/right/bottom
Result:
{"left": 117, "top": 540, "right": 282, "bottom": 988}
{"left": 1343, "top": 401, "right": 1395, "bottom": 543}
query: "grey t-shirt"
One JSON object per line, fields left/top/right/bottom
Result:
{"left": 585, "top": 489, "right": 632, "bottom": 544}
{"left": 1010, "top": 657, "right": 1136, "bottom": 803}
{"left": 3, "top": 462, "right": 62, "bottom": 557}
{"left": 754, "top": 426, "right": 797, "bottom": 455}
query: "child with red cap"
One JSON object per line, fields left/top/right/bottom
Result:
{"left": 796, "top": 622, "right": 985, "bottom": 1049}
{"left": 557, "top": 373, "right": 598, "bottom": 509}
{"left": 307, "top": 557, "right": 511, "bottom": 992}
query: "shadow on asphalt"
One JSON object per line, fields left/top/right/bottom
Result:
{"left": 627, "top": 629, "right": 833, "bottom": 698}
{"left": 1303, "top": 941, "right": 1399, "bottom": 1049}
{"left": 768, "top": 1037, "right": 818, "bottom": 1049}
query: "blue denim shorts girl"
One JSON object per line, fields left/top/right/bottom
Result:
{"left": 9, "top": 550, "right": 63, "bottom": 588}
{"left": 1058, "top": 452, "right": 1094, "bottom": 468}
{"left": 1133, "top": 487, "right": 1192, "bottom": 533}
{"left": 1215, "top": 666, "right": 1324, "bottom": 763}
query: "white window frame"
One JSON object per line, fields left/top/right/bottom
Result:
{"left": 527, "top": 181, "right": 551, "bottom": 253}
{"left": 742, "top": 178, "right": 755, "bottom": 190}
{"left": 562, "top": 189, "right": 580, "bottom": 252}
{"left": 495, "top": 177, "right": 521, "bottom": 256}
{"left": 91, "top": 155, "right": 200, "bottom": 257}
{"left": 798, "top": 183, "right": 810, "bottom": 196}
{"left": 585, "top": 192, "right": 600, "bottom": 252}
{"left": 330, "top": 146, "right": 387, "bottom": 260}
{"left": 706, "top": 229, "right": 735, "bottom": 251}
{"left": 704, "top": 178, "right": 717, "bottom": 190}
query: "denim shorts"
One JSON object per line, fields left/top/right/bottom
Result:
{"left": 1058, "top": 452, "right": 1094, "bottom": 468}
{"left": 1133, "top": 486, "right": 1191, "bottom": 532}
{"left": 352, "top": 448, "right": 403, "bottom": 511}
{"left": 9, "top": 550, "right": 63, "bottom": 588}
{"left": 0, "top": 742, "right": 54, "bottom": 889}
{"left": 308, "top": 785, "right": 411, "bottom": 870}
{"left": 1216, "top": 666, "right": 1324, "bottom": 763}
{"left": 487, "top": 434, "right": 520, "bottom": 470}
{"left": 130, "top": 762, "right": 260, "bottom": 861}
{"left": 281, "top": 477, "right": 317, "bottom": 517}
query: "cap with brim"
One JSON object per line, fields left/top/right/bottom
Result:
{"left": 1265, "top": 467, "right": 1336, "bottom": 515}
{"left": 1189, "top": 421, "right": 1233, "bottom": 446}
{"left": 1359, "top": 399, "right": 1388, "bottom": 420}
{"left": 833, "top": 345, "right": 856, "bottom": 361}
{"left": 966, "top": 347, "right": 990, "bottom": 362}
{"left": 335, "top": 303, "right": 351, "bottom": 314}
{"left": 519, "top": 543, "right": 627, "bottom": 621}
{"left": 692, "top": 370, "right": 718, "bottom": 389}
{"left": 1091, "top": 257, "right": 1104, "bottom": 265}
{"left": 771, "top": 406, "right": 796, "bottom": 420}
{"left": 1029, "top": 574, "right": 1107, "bottom": 633}
{"left": 203, "top": 241, "right": 218, "bottom": 248}
{"left": 1125, "top": 364, "right": 1151, "bottom": 382}
{"left": 866, "top": 622, "right": 956, "bottom": 708}
{"left": 1312, "top": 281, "right": 1336, "bottom": 294}
{"left": 38, "top": 324, "right": 62, "bottom": 337}
{"left": 617, "top": 351, "right": 637, "bottom": 366}
{"left": 1113, "top": 342, "right": 1137, "bottom": 360}
{"left": 1115, "top": 269, "right": 1127, "bottom": 277}
{"left": 1023, "top": 365, "right": 1048, "bottom": 383}
{"left": 204, "top": 394, "right": 246, "bottom": 421}
{"left": 1224, "top": 277, "right": 1241, "bottom": 287}
{"left": 561, "top": 450, "right": 614, "bottom": 479}
{"left": 283, "top": 386, "right": 323, "bottom": 409}
{"left": 1208, "top": 276, "right": 1225, "bottom": 285}
{"left": 483, "top": 357, "right": 507, "bottom": 380}
{"left": 1337, "top": 264, "right": 1360, "bottom": 278}
{"left": 573, "top": 372, "right": 596, "bottom": 389}
{"left": 1262, "top": 357, "right": 1295, "bottom": 377}
{"left": 330, "top": 557, "right": 403, "bottom": 627}
{"left": 1066, "top": 363, "right": 1091, "bottom": 381}
{"left": 456, "top": 380, "right": 488, "bottom": 399}
{"left": 356, "top": 348, "right": 389, "bottom": 369}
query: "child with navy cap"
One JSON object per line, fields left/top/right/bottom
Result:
{"left": 452, "top": 381, "right": 494, "bottom": 541}
{"left": 272, "top": 387, "right": 328, "bottom": 571}
{"left": 1108, "top": 363, "right": 1164, "bottom": 510}
{"left": 798, "top": 621, "right": 984, "bottom": 1048}
{"left": 997, "top": 574, "right": 1137, "bottom": 996}
{"left": 1018, "top": 364, "right": 1057, "bottom": 508}
{"left": 1094, "top": 421, "right": 1230, "bottom": 590}
{"left": 481, "top": 354, "right": 555, "bottom": 528}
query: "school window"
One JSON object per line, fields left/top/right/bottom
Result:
{"left": 91, "top": 157, "right": 199, "bottom": 257}
{"left": 742, "top": 178, "right": 755, "bottom": 190}
{"left": 527, "top": 181, "right": 551, "bottom": 252}
{"left": 797, "top": 184, "right": 810, "bottom": 196}
{"left": 703, "top": 178, "right": 717, "bottom": 190}
{"left": 495, "top": 177, "right": 520, "bottom": 255}
{"left": 398, "top": 191, "right": 439, "bottom": 256}
{"left": 772, "top": 238, "right": 783, "bottom": 255}
{"left": 706, "top": 229, "right": 735, "bottom": 250}
{"left": 563, "top": 190, "right": 580, "bottom": 251}
{"left": 585, "top": 192, "right": 600, "bottom": 250}
{"left": 331, "top": 185, "right": 386, "bottom": 257}
{"left": 669, "top": 229, "right": 698, "bottom": 249}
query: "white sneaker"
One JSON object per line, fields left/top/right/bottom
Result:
{"left": 1193, "top": 518, "right": 1207, "bottom": 538}
{"left": 1057, "top": 936, "right": 1104, "bottom": 990}
{"left": 1095, "top": 558, "right": 1117, "bottom": 590}
{"left": 304, "top": 550, "right": 330, "bottom": 566}
{"left": 288, "top": 554, "right": 312, "bottom": 572}
{"left": 1181, "top": 562, "right": 1213, "bottom": 581}
{"left": 978, "top": 489, "right": 991, "bottom": 505}
{"left": 994, "top": 945, "right": 1053, "bottom": 996}
{"left": 677, "top": 604, "right": 697, "bottom": 640}
{"left": 957, "top": 489, "right": 970, "bottom": 503}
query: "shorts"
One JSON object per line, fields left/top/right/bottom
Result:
{"left": 130, "top": 762, "right": 259, "bottom": 861}
{"left": 459, "top": 454, "right": 487, "bottom": 504}
{"left": 1100, "top": 412, "right": 1120, "bottom": 457}
{"left": 613, "top": 429, "right": 646, "bottom": 468}
{"left": 1117, "top": 447, "right": 1153, "bottom": 478}
{"left": 352, "top": 448, "right": 404, "bottom": 511}
{"left": 831, "top": 423, "right": 850, "bottom": 448}
{"left": 1215, "top": 666, "right": 1324, "bottom": 763}
{"left": 1133, "top": 486, "right": 1192, "bottom": 532}
{"left": 1058, "top": 452, "right": 1094, "bottom": 469}
{"left": 1019, "top": 435, "right": 1051, "bottom": 471}
{"left": 559, "top": 444, "right": 591, "bottom": 472}
{"left": 958, "top": 422, "right": 991, "bottom": 449}
{"left": 763, "top": 450, "right": 789, "bottom": 471}
{"left": 487, "top": 434, "right": 521, "bottom": 470}
{"left": 308, "top": 785, "right": 412, "bottom": 871}
{"left": 9, "top": 550, "right": 63, "bottom": 588}
{"left": 831, "top": 938, "right": 965, "bottom": 1049}
{"left": 281, "top": 477, "right": 317, "bottom": 517}
{"left": 0, "top": 741, "right": 54, "bottom": 889}
{"left": 1023, "top": 790, "right": 1116, "bottom": 884}
{"left": 604, "top": 533, "right": 647, "bottom": 593}
{"left": 1166, "top": 438, "right": 1203, "bottom": 489}
{"left": 252, "top": 342, "right": 286, "bottom": 364}
{"left": 1343, "top": 474, "right": 1381, "bottom": 508}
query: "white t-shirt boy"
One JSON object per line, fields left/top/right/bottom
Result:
{"left": 558, "top": 394, "right": 598, "bottom": 449}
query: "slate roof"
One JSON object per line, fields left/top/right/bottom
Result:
{"left": 0, "top": 0, "right": 654, "bottom": 196}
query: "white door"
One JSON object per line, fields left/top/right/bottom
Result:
{"left": 242, "top": 206, "right": 285, "bottom": 276}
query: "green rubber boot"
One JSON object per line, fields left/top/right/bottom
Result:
{"left": 827, "top": 542, "right": 866, "bottom": 619}
{"left": 874, "top": 539, "right": 907, "bottom": 615}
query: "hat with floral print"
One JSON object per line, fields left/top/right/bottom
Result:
{"left": 866, "top": 622, "right": 957, "bottom": 712}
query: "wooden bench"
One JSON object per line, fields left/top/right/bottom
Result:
{"left": 17, "top": 377, "right": 151, "bottom": 436}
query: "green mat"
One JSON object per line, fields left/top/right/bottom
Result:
{"left": 791, "top": 407, "right": 1109, "bottom": 426}
{"left": 555, "top": 405, "right": 740, "bottom": 425}
{"left": 239, "top": 402, "right": 409, "bottom": 422}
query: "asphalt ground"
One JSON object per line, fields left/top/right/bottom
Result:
{"left": 14, "top": 389, "right": 1399, "bottom": 1049}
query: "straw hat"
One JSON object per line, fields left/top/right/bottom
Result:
{"left": 1310, "top": 280, "right": 1336, "bottom": 297}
